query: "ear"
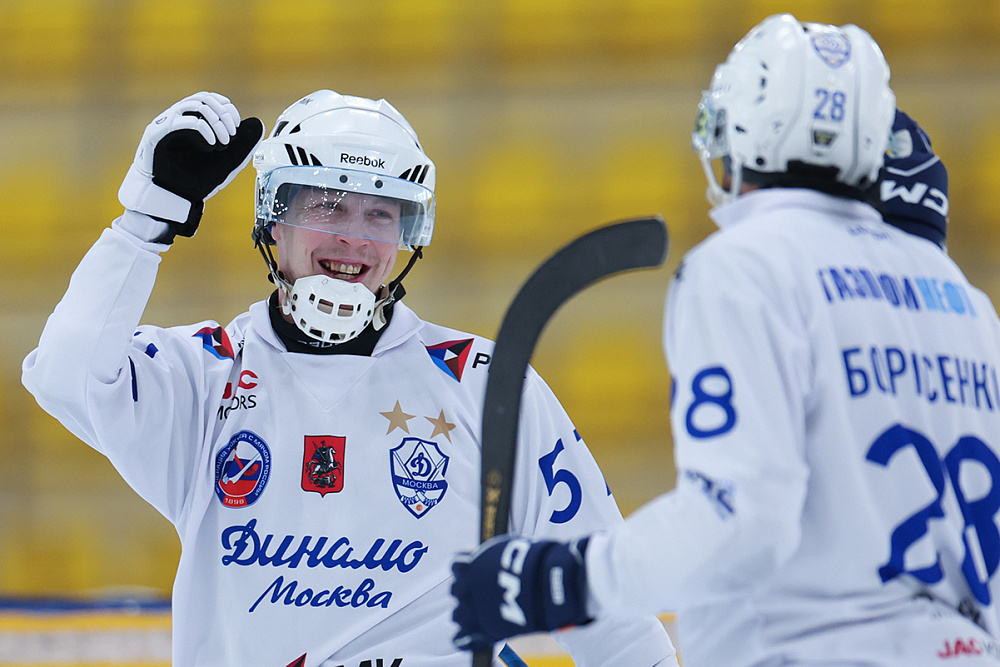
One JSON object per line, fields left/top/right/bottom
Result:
{"left": 270, "top": 223, "right": 283, "bottom": 242}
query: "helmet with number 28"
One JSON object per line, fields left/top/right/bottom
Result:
{"left": 692, "top": 14, "right": 895, "bottom": 207}
{"left": 252, "top": 90, "right": 436, "bottom": 344}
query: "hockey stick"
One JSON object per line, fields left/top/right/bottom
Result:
{"left": 474, "top": 216, "right": 669, "bottom": 667}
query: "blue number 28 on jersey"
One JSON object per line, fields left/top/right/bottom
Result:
{"left": 867, "top": 423, "right": 1000, "bottom": 604}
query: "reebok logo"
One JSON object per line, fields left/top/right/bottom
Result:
{"left": 341, "top": 153, "right": 386, "bottom": 169}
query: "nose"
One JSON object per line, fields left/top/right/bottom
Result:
{"left": 333, "top": 234, "right": 369, "bottom": 250}
{"left": 333, "top": 226, "right": 371, "bottom": 245}
{"left": 332, "top": 210, "right": 372, "bottom": 243}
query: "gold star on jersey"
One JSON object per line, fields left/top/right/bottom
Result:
{"left": 380, "top": 400, "right": 416, "bottom": 434}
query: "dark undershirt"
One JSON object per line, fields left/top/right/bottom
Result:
{"left": 266, "top": 290, "right": 393, "bottom": 356}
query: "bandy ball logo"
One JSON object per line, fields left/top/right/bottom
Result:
{"left": 215, "top": 430, "right": 271, "bottom": 508}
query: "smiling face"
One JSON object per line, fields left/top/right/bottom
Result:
{"left": 271, "top": 187, "right": 400, "bottom": 302}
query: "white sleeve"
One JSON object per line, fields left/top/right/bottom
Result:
{"left": 586, "top": 237, "right": 812, "bottom": 617}
{"left": 508, "top": 372, "right": 677, "bottom": 667}
{"left": 21, "top": 223, "right": 213, "bottom": 523}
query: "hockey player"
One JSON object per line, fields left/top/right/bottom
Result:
{"left": 21, "top": 91, "right": 676, "bottom": 666}
{"left": 450, "top": 14, "right": 1000, "bottom": 665}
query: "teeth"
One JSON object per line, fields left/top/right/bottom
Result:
{"left": 320, "top": 261, "right": 362, "bottom": 275}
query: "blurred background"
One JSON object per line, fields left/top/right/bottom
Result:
{"left": 2, "top": 0, "right": 1000, "bottom": 662}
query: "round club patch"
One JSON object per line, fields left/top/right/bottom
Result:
{"left": 215, "top": 430, "right": 271, "bottom": 508}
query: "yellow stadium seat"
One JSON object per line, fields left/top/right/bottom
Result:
{"left": 968, "top": 124, "right": 1000, "bottom": 248}
{"left": 124, "top": 0, "right": 211, "bottom": 75}
{"left": 869, "top": 0, "right": 963, "bottom": 44}
{"left": 2, "top": 400, "right": 105, "bottom": 593}
{"left": 201, "top": 169, "right": 258, "bottom": 268}
{"left": 198, "top": 169, "right": 264, "bottom": 304}
{"left": 0, "top": 166, "right": 63, "bottom": 274}
{"left": 596, "top": 133, "right": 706, "bottom": 252}
{"left": 747, "top": 0, "right": 843, "bottom": 25}
{"left": 1, "top": 0, "right": 92, "bottom": 79}
{"left": 250, "top": 0, "right": 357, "bottom": 72}
{"left": 616, "top": 0, "right": 705, "bottom": 55}
{"left": 499, "top": 0, "right": 605, "bottom": 61}
{"left": 378, "top": 0, "right": 460, "bottom": 66}
{"left": 28, "top": 404, "right": 109, "bottom": 492}
{"left": 468, "top": 136, "right": 563, "bottom": 254}
{"left": 550, "top": 323, "right": 669, "bottom": 442}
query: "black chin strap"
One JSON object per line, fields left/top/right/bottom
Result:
{"left": 384, "top": 246, "right": 423, "bottom": 303}
{"left": 256, "top": 238, "right": 283, "bottom": 285}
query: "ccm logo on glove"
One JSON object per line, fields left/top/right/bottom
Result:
{"left": 451, "top": 535, "right": 593, "bottom": 651}
{"left": 499, "top": 538, "right": 531, "bottom": 625}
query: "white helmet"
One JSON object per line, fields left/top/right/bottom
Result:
{"left": 252, "top": 90, "right": 435, "bottom": 344}
{"left": 692, "top": 14, "right": 895, "bottom": 207}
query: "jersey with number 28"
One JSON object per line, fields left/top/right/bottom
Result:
{"left": 586, "top": 188, "right": 1000, "bottom": 666}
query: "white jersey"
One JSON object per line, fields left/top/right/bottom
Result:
{"left": 586, "top": 188, "right": 1000, "bottom": 666}
{"left": 21, "top": 223, "right": 676, "bottom": 667}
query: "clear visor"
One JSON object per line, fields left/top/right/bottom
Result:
{"left": 256, "top": 166, "right": 435, "bottom": 248}
{"left": 691, "top": 90, "right": 728, "bottom": 161}
{"left": 692, "top": 90, "right": 735, "bottom": 207}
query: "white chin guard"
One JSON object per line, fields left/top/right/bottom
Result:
{"left": 281, "top": 275, "right": 376, "bottom": 344}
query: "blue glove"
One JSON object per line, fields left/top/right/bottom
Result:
{"left": 451, "top": 535, "right": 592, "bottom": 652}
{"left": 878, "top": 108, "right": 948, "bottom": 247}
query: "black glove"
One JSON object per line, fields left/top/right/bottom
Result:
{"left": 117, "top": 91, "right": 264, "bottom": 244}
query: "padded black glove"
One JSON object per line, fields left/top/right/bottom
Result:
{"left": 117, "top": 91, "right": 264, "bottom": 244}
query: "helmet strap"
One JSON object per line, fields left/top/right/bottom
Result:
{"left": 255, "top": 235, "right": 425, "bottom": 334}
{"left": 256, "top": 239, "right": 298, "bottom": 315}
{"left": 729, "top": 161, "right": 744, "bottom": 205}
{"left": 372, "top": 246, "right": 423, "bottom": 331}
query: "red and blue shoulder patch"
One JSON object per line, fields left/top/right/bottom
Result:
{"left": 425, "top": 338, "right": 473, "bottom": 382}
{"left": 194, "top": 326, "right": 235, "bottom": 360}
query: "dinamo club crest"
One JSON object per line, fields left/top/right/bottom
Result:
{"left": 390, "top": 438, "right": 449, "bottom": 518}
{"left": 810, "top": 31, "right": 851, "bottom": 68}
{"left": 302, "top": 436, "right": 346, "bottom": 496}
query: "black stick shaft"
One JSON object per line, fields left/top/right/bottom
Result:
{"left": 473, "top": 217, "right": 668, "bottom": 667}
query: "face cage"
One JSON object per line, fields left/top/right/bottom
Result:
{"left": 253, "top": 223, "right": 426, "bottom": 343}
{"left": 256, "top": 166, "right": 435, "bottom": 250}
{"left": 281, "top": 274, "right": 377, "bottom": 344}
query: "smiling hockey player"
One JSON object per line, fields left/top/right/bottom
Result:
{"left": 21, "top": 90, "right": 676, "bottom": 666}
